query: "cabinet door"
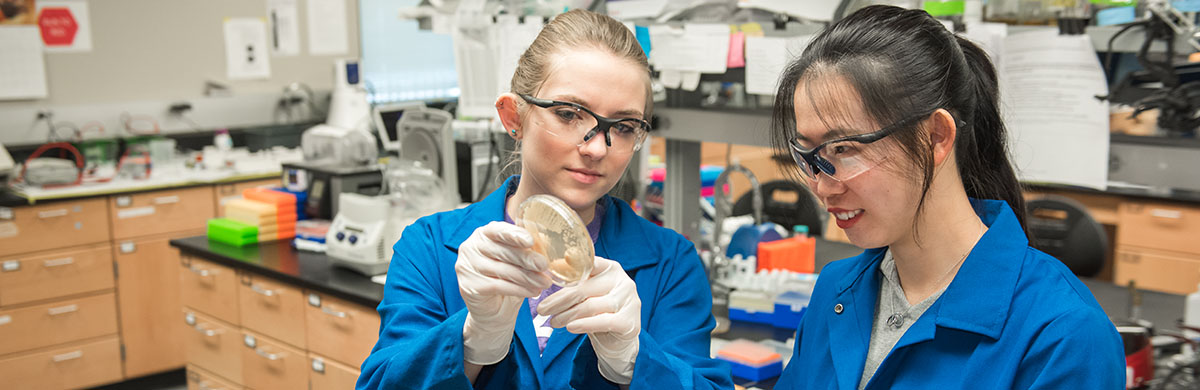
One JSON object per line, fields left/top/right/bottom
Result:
{"left": 0, "top": 197, "right": 110, "bottom": 257}
{"left": 115, "top": 234, "right": 190, "bottom": 377}
{"left": 0, "top": 243, "right": 114, "bottom": 306}
{"left": 180, "top": 256, "right": 240, "bottom": 325}
{"left": 309, "top": 353, "right": 361, "bottom": 390}
{"left": 1118, "top": 201, "right": 1200, "bottom": 256}
{"left": 187, "top": 364, "right": 243, "bottom": 390}
{"left": 305, "top": 292, "right": 379, "bottom": 367}
{"left": 239, "top": 274, "right": 307, "bottom": 349}
{"left": 182, "top": 310, "right": 243, "bottom": 385}
{"left": 0, "top": 292, "right": 118, "bottom": 356}
{"left": 241, "top": 331, "right": 308, "bottom": 390}
{"left": 1114, "top": 246, "right": 1200, "bottom": 295}
{"left": 110, "top": 186, "right": 214, "bottom": 240}
{"left": 0, "top": 336, "right": 123, "bottom": 390}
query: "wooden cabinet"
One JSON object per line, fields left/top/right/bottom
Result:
{"left": 180, "top": 256, "right": 240, "bottom": 324}
{"left": 0, "top": 292, "right": 118, "bottom": 356}
{"left": 115, "top": 233, "right": 192, "bottom": 378}
{"left": 1118, "top": 201, "right": 1200, "bottom": 256}
{"left": 305, "top": 292, "right": 379, "bottom": 367}
{"left": 0, "top": 243, "right": 113, "bottom": 306}
{"left": 182, "top": 309, "right": 243, "bottom": 385}
{"left": 1113, "top": 200, "right": 1200, "bottom": 294}
{"left": 0, "top": 336, "right": 123, "bottom": 390}
{"left": 187, "top": 364, "right": 243, "bottom": 390}
{"left": 0, "top": 197, "right": 109, "bottom": 257}
{"left": 215, "top": 178, "right": 281, "bottom": 217}
{"left": 109, "top": 186, "right": 215, "bottom": 240}
{"left": 1115, "top": 247, "right": 1200, "bottom": 295}
{"left": 309, "top": 353, "right": 361, "bottom": 390}
{"left": 238, "top": 274, "right": 307, "bottom": 349}
{"left": 241, "top": 330, "right": 308, "bottom": 390}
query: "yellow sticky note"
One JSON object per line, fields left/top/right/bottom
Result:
{"left": 740, "top": 22, "right": 764, "bottom": 37}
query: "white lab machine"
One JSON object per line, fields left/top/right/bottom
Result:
{"left": 325, "top": 161, "right": 459, "bottom": 275}
{"left": 325, "top": 192, "right": 399, "bottom": 275}
{"left": 301, "top": 59, "right": 378, "bottom": 166}
{"left": 374, "top": 106, "right": 458, "bottom": 199}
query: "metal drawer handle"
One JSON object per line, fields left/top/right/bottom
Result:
{"left": 52, "top": 350, "right": 83, "bottom": 362}
{"left": 198, "top": 381, "right": 227, "bottom": 390}
{"left": 47, "top": 304, "right": 79, "bottom": 316}
{"left": 186, "top": 265, "right": 217, "bottom": 278}
{"left": 1150, "top": 208, "right": 1183, "bottom": 220}
{"left": 43, "top": 257, "right": 75, "bottom": 268}
{"left": 154, "top": 195, "right": 181, "bottom": 205}
{"left": 250, "top": 284, "right": 278, "bottom": 297}
{"left": 192, "top": 323, "right": 225, "bottom": 337}
{"left": 321, "top": 306, "right": 349, "bottom": 319}
{"left": 37, "top": 209, "right": 69, "bottom": 219}
{"left": 254, "top": 348, "right": 286, "bottom": 361}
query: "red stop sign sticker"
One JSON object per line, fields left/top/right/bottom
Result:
{"left": 38, "top": 7, "right": 78, "bottom": 47}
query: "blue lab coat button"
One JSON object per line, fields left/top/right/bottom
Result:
{"left": 336, "top": 232, "right": 345, "bottom": 241}
{"left": 349, "top": 235, "right": 358, "bottom": 244}
{"left": 834, "top": 303, "right": 844, "bottom": 314}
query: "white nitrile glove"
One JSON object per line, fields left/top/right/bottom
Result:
{"left": 456, "top": 221, "right": 552, "bottom": 365}
{"left": 537, "top": 257, "right": 640, "bottom": 384}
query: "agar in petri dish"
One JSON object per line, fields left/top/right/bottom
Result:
{"left": 517, "top": 194, "right": 595, "bottom": 286}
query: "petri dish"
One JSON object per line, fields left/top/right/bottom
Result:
{"left": 516, "top": 194, "right": 594, "bottom": 287}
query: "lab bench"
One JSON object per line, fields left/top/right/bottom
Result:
{"left": 169, "top": 234, "right": 1185, "bottom": 390}
{"left": 1025, "top": 183, "right": 1200, "bottom": 295}
{"left": 0, "top": 174, "right": 280, "bottom": 390}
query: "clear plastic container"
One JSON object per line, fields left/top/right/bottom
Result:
{"left": 516, "top": 195, "right": 594, "bottom": 287}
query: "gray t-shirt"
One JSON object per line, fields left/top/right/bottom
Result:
{"left": 858, "top": 250, "right": 946, "bottom": 390}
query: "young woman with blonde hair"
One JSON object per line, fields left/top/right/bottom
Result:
{"left": 358, "top": 10, "right": 732, "bottom": 390}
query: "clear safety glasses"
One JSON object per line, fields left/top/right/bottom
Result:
{"left": 788, "top": 112, "right": 936, "bottom": 183}
{"left": 519, "top": 94, "right": 651, "bottom": 154}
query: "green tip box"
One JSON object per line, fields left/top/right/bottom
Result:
{"left": 207, "top": 218, "right": 259, "bottom": 247}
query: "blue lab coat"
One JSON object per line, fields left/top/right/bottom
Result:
{"left": 358, "top": 176, "right": 733, "bottom": 390}
{"left": 776, "top": 199, "right": 1125, "bottom": 390}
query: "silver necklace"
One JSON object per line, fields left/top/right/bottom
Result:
{"left": 885, "top": 222, "right": 984, "bottom": 328}
{"left": 885, "top": 251, "right": 965, "bottom": 328}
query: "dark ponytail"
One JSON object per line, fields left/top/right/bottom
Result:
{"left": 953, "top": 35, "right": 1029, "bottom": 234}
{"left": 770, "top": 5, "right": 1029, "bottom": 238}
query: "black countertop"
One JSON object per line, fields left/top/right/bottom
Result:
{"left": 1028, "top": 182, "right": 1200, "bottom": 205}
{"left": 171, "top": 236, "right": 863, "bottom": 312}
{"left": 171, "top": 236, "right": 384, "bottom": 308}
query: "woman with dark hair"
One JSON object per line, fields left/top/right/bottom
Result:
{"left": 771, "top": 5, "right": 1124, "bottom": 389}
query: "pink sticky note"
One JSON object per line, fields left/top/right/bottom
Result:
{"left": 727, "top": 31, "right": 745, "bottom": 68}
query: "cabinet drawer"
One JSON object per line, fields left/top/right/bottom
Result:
{"left": 0, "top": 197, "right": 109, "bottom": 257}
{"left": 1114, "top": 247, "right": 1200, "bottom": 295}
{"left": 1118, "top": 201, "right": 1200, "bottom": 255}
{"left": 215, "top": 178, "right": 281, "bottom": 218}
{"left": 182, "top": 309, "right": 243, "bottom": 385}
{"left": 241, "top": 331, "right": 308, "bottom": 390}
{"left": 181, "top": 256, "right": 240, "bottom": 324}
{"left": 187, "top": 365, "right": 243, "bottom": 390}
{"left": 110, "top": 186, "right": 215, "bottom": 239}
{"left": 309, "top": 353, "right": 361, "bottom": 390}
{"left": 0, "top": 292, "right": 118, "bottom": 356}
{"left": 0, "top": 244, "right": 114, "bottom": 306}
{"left": 239, "top": 274, "right": 306, "bottom": 349}
{"left": 0, "top": 336, "right": 123, "bottom": 390}
{"left": 306, "top": 292, "right": 379, "bottom": 367}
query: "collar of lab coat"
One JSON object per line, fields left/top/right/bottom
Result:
{"left": 833, "top": 198, "right": 1027, "bottom": 341}
{"left": 442, "top": 175, "right": 660, "bottom": 273}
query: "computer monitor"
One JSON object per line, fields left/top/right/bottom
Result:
{"left": 371, "top": 102, "right": 426, "bottom": 151}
